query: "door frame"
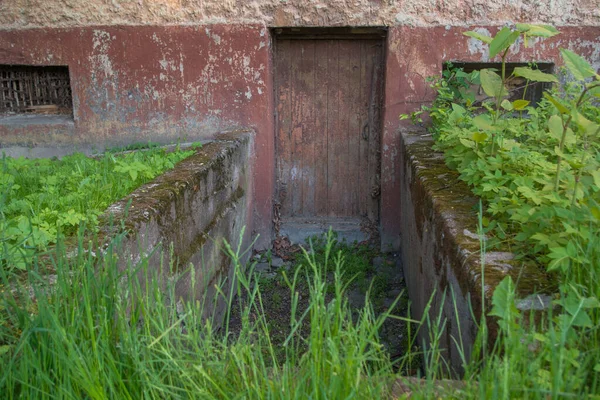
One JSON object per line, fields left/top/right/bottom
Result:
{"left": 270, "top": 27, "right": 388, "bottom": 239}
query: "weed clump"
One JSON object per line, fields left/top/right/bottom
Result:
{"left": 0, "top": 146, "right": 195, "bottom": 271}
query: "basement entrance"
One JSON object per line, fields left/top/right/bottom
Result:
{"left": 273, "top": 28, "right": 386, "bottom": 243}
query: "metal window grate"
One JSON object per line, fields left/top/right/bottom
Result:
{"left": 446, "top": 62, "right": 554, "bottom": 107}
{"left": 0, "top": 65, "right": 72, "bottom": 115}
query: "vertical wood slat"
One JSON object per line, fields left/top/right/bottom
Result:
{"left": 348, "top": 42, "right": 362, "bottom": 216}
{"left": 290, "top": 42, "right": 303, "bottom": 216}
{"left": 336, "top": 40, "right": 351, "bottom": 216}
{"left": 275, "top": 37, "right": 383, "bottom": 221}
{"left": 326, "top": 40, "right": 340, "bottom": 217}
{"left": 299, "top": 40, "right": 316, "bottom": 216}
{"left": 314, "top": 42, "right": 329, "bottom": 216}
{"left": 358, "top": 40, "right": 369, "bottom": 217}
{"left": 275, "top": 39, "right": 292, "bottom": 214}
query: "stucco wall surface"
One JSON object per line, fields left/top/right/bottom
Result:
{"left": 99, "top": 130, "right": 254, "bottom": 323}
{"left": 0, "top": 25, "right": 272, "bottom": 147}
{"left": 1, "top": 0, "right": 599, "bottom": 29}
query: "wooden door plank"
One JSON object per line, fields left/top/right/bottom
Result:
{"left": 314, "top": 41, "right": 329, "bottom": 216}
{"left": 358, "top": 40, "right": 369, "bottom": 217}
{"left": 290, "top": 42, "right": 304, "bottom": 217}
{"left": 275, "top": 39, "right": 293, "bottom": 216}
{"left": 299, "top": 40, "right": 316, "bottom": 216}
{"left": 337, "top": 40, "right": 355, "bottom": 216}
{"left": 326, "top": 40, "right": 340, "bottom": 217}
{"left": 347, "top": 41, "right": 362, "bottom": 216}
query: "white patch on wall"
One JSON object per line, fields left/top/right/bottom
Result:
{"left": 90, "top": 30, "right": 115, "bottom": 78}
{"left": 570, "top": 39, "right": 600, "bottom": 73}
{"left": 467, "top": 27, "right": 491, "bottom": 61}
{"left": 205, "top": 28, "right": 222, "bottom": 45}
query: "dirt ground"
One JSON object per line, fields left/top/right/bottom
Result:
{"left": 227, "top": 233, "right": 418, "bottom": 372}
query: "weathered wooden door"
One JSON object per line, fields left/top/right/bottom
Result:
{"left": 274, "top": 31, "right": 384, "bottom": 226}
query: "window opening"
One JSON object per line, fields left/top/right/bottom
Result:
{"left": 0, "top": 65, "right": 73, "bottom": 116}
{"left": 446, "top": 62, "right": 554, "bottom": 107}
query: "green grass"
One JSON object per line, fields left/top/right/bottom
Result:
{"left": 0, "top": 147, "right": 195, "bottom": 271}
{"left": 292, "top": 232, "right": 379, "bottom": 289}
{"left": 0, "top": 229, "right": 407, "bottom": 398}
{"left": 1, "top": 223, "right": 599, "bottom": 398}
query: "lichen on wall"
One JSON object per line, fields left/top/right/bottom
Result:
{"left": 1, "top": 0, "right": 599, "bottom": 29}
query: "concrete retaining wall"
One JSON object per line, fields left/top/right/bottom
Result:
{"left": 399, "top": 128, "right": 553, "bottom": 376}
{"left": 99, "top": 129, "right": 254, "bottom": 322}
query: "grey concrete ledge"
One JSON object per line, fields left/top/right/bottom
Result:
{"left": 399, "top": 127, "right": 554, "bottom": 375}
{"left": 94, "top": 128, "right": 255, "bottom": 321}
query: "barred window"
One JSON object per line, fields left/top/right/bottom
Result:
{"left": 0, "top": 65, "right": 72, "bottom": 115}
{"left": 445, "top": 62, "right": 554, "bottom": 107}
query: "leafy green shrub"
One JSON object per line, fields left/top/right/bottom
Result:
{"left": 0, "top": 147, "right": 195, "bottom": 271}
{"left": 407, "top": 25, "right": 600, "bottom": 280}
{"left": 402, "top": 27, "right": 600, "bottom": 396}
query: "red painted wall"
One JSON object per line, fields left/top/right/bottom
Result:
{"left": 0, "top": 24, "right": 275, "bottom": 246}
{"left": 380, "top": 26, "right": 600, "bottom": 249}
{"left": 0, "top": 25, "right": 272, "bottom": 143}
{"left": 0, "top": 24, "right": 598, "bottom": 249}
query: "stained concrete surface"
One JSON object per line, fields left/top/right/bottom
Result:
{"left": 279, "top": 217, "right": 370, "bottom": 245}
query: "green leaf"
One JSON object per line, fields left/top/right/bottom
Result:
{"left": 463, "top": 31, "right": 493, "bottom": 44}
{"left": 548, "top": 115, "right": 564, "bottom": 140}
{"left": 480, "top": 69, "right": 508, "bottom": 98}
{"left": 0, "top": 345, "right": 10, "bottom": 356}
{"left": 592, "top": 170, "right": 600, "bottom": 188}
{"left": 473, "top": 114, "right": 495, "bottom": 131}
{"left": 448, "top": 103, "right": 466, "bottom": 124}
{"left": 459, "top": 138, "right": 475, "bottom": 149}
{"left": 543, "top": 92, "right": 569, "bottom": 114}
{"left": 589, "top": 84, "right": 600, "bottom": 98}
{"left": 513, "top": 66, "right": 558, "bottom": 83}
{"left": 517, "top": 186, "right": 542, "bottom": 205}
{"left": 547, "top": 246, "right": 570, "bottom": 271}
{"left": 489, "top": 27, "right": 521, "bottom": 58}
{"left": 512, "top": 100, "right": 530, "bottom": 110}
{"left": 560, "top": 49, "right": 596, "bottom": 81}
{"left": 515, "top": 24, "right": 560, "bottom": 38}
{"left": 451, "top": 103, "right": 466, "bottom": 115}
{"left": 581, "top": 297, "right": 600, "bottom": 309}
{"left": 472, "top": 131, "right": 488, "bottom": 143}
{"left": 489, "top": 276, "right": 519, "bottom": 320}
{"left": 501, "top": 99, "right": 513, "bottom": 111}
{"left": 571, "top": 110, "right": 600, "bottom": 135}
{"left": 571, "top": 309, "right": 593, "bottom": 328}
